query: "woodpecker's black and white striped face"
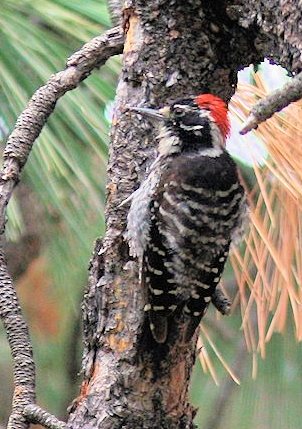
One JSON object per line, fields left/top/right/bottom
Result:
{"left": 130, "top": 97, "right": 228, "bottom": 157}
{"left": 155, "top": 100, "right": 226, "bottom": 157}
{"left": 165, "top": 100, "right": 218, "bottom": 153}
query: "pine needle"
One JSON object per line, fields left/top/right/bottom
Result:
{"left": 230, "top": 69, "right": 302, "bottom": 355}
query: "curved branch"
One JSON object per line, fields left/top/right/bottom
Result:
{"left": 1, "top": 26, "right": 124, "bottom": 230}
{"left": 24, "top": 405, "right": 67, "bottom": 429}
{"left": 0, "top": 247, "right": 35, "bottom": 429}
{"left": 240, "top": 72, "right": 302, "bottom": 134}
{"left": 0, "top": 26, "right": 124, "bottom": 429}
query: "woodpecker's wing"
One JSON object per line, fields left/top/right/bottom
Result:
{"left": 147, "top": 151, "right": 246, "bottom": 342}
{"left": 126, "top": 156, "right": 176, "bottom": 342}
{"left": 127, "top": 148, "right": 246, "bottom": 344}
{"left": 142, "top": 199, "right": 179, "bottom": 343}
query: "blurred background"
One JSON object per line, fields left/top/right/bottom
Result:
{"left": 0, "top": 1, "right": 302, "bottom": 428}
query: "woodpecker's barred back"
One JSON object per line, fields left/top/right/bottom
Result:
{"left": 126, "top": 94, "right": 247, "bottom": 343}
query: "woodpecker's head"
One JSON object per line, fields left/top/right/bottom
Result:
{"left": 130, "top": 94, "right": 230, "bottom": 156}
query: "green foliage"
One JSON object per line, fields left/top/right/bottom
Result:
{"left": 0, "top": 0, "right": 119, "bottom": 241}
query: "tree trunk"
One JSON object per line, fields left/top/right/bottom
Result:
{"left": 68, "top": 1, "right": 301, "bottom": 428}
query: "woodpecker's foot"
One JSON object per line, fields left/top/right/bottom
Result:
{"left": 211, "top": 286, "right": 231, "bottom": 315}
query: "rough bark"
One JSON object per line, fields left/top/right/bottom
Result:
{"left": 23, "top": 405, "right": 66, "bottom": 429}
{"left": 68, "top": 2, "right": 302, "bottom": 429}
{"left": 0, "top": 248, "right": 35, "bottom": 429}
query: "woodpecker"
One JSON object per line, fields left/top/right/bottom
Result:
{"left": 126, "top": 94, "right": 247, "bottom": 343}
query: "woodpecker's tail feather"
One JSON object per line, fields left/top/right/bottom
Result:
{"left": 183, "top": 317, "right": 202, "bottom": 343}
{"left": 183, "top": 302, "right": 209, "bottom": 343}
{"left": 149, "top": 313, "right": 168, "bottom": 343}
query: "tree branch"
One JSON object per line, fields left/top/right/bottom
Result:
{"left": 240, "top": 72, "right": 302, "bottom": 134}
{"left": 0, "top": 26, "right": 124, "bottom": 429}
{"left": 1, "top": 26, "right": 124, "bottom": 225}
{"left": 0, "top": 246, "right": 35, "bottom": 429}
{"left": 24, "top": 405, "right": 67, "bottom": 429}
{"left": 67, "top": 1, "right": 265, "bottom": 426}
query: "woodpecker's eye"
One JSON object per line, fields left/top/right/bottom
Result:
{"left": 173, "top": 107, "right": 185, "bottom": 117}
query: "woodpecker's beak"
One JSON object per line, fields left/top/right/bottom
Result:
{"left": 129, "top": 106, "right": 170, "bottom": 121}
